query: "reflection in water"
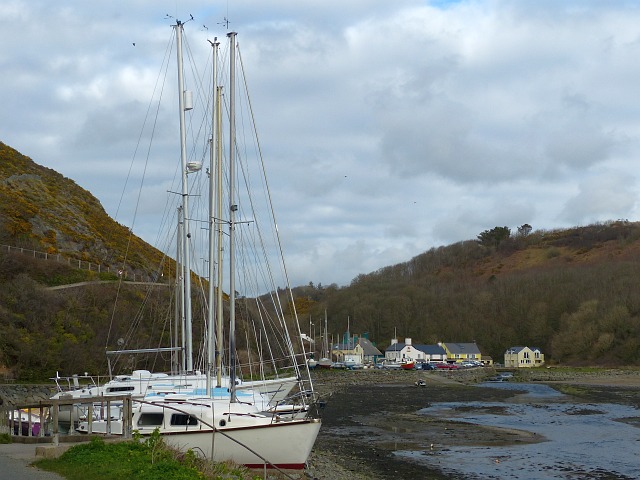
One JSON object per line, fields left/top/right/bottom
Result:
{"left": 401, "top": 383, "right": 640, "bottom": 479}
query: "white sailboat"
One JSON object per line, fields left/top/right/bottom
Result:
{"left": 129, "top": 25, "right": 321, "bottom": 469}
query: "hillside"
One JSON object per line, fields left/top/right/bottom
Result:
{"left": 0, "top": 141, "right": 169, "bottom": 279}
{"left": 296, "top": 221, "right": 640, "bottom": 367}
{"left": 0, "top": 142, "right": 183, "bottom": 380}
{"left": 1, "top": 141, "right": 640, "bottom": 379}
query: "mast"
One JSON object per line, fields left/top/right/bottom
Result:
{"left": 323, "top": 309, "right": 329, "bottom": 358}
{"left": 175, "top": 21, "right": 194, "bottom": 372}
{"left": 206, "top": 38, "right": 220, "bottom": 395}
{"left": 228, "top": 31, "right": 238, "bottom": 402}
{"left": 176, "top": 206, "right": 185, "bottom": 373}
{"left": 215, "top": 81, "right": 224, "bottom": 388}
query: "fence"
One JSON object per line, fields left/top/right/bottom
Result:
{"left": 0, "top": 394, "right": 133, "bottom": 443}
{"left": 0, "top": 243, "right": 158, "bottom": 283}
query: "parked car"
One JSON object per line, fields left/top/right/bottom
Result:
{"left": 421, "top": 363, "right": 436, "bottom": 370}
{"left": 435, "top": 363, "right": 459, "bottom": 370}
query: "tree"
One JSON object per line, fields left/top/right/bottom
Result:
{"left": 517, "top": 224, "right": 532, "bottom": 237}
{"left": 477, "top": 226, "right": 511, "bottom": 247}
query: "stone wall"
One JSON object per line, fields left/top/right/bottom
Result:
{"left": 0, "top": 384, "right": 57, "bottom": 407}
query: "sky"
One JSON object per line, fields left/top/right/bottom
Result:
{"left": 2, "top": 1, "right": 640, "bottom": 288}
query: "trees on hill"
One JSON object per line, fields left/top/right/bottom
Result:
{"left": 477, "top": 226, "right": 511, "bottom": 247}
{"left": 3, "top": 222, "right": 640, "bottom": 380}
{"left": 303, "top": 222, "right": 640, "bottom": 366}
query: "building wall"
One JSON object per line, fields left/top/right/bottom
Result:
{"left": 504, "top": 347, "right": 545, "bottom": 368}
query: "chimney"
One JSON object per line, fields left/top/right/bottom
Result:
{"left": 405, "top": 337, "right": 412, "bottom": 346}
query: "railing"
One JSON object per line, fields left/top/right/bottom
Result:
{"left": 0, "top": 243, "right": 160, "bottom": 283}
{"left": 0, "top": 395, "right": 133, "bottom": 444}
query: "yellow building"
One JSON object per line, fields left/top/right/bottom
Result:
{"left": 504, "top": 346, "right": 545, "bottom": 368}
{"left": 440, "top": 342, "right": 482, "bottom": 363}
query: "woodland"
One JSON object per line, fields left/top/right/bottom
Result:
{"left": 1, "top": 141, "right": 640, "bottom": 380}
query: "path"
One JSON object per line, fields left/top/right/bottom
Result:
{"left": 0, "top": 443, "right": 66, "bottom": 480}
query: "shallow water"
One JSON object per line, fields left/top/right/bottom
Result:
{"left": 399, "top": 382, "right": 640, "bottom": 479}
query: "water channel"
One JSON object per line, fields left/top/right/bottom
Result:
{"left": 399, "top": 382, "right": 640, "bottom": 479}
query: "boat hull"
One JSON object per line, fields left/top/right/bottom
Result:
{"left": 162, "top": 419, "right": 321, "bottom": 469}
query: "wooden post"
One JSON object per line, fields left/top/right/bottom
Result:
{"left": 52, "top": 399, "right": 59, "bottom": 446}
{"left": 39, "top": 404, "right": 45, "bottom": 437}
{"left": 87, "top": 403, "right": 93, "bottom": 434}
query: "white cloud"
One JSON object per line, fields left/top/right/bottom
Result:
{"left": 2, "top": 1, "right": 640, "bottom": 287}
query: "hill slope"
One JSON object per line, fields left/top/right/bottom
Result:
{"left": 1, "top": 141, "right": 639, "bottom": 378}
{"left": 0, "top": 141, "right": 168, "bottom": 278}
{"left": 297, "top": 221, "right": 640, "bottom": 366}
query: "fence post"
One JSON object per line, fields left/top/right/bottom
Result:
{"left": 52, "top": 400, "right": 59, "bottom": 446}
{"left": 39, "top": 403, "right": 45, "bottom": 437}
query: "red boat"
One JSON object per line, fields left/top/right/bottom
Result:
{"left": 400, "top": 361, "right": 415, "bottom": 370}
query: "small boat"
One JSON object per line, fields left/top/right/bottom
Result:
{"left": 382, "top": 361, "right": 402, "bottom": 370}
{"left": 317, "top": 358, "right": 333, "bottom": 369}
{"left": 401, "top": 361, "right": 416, "bottom": 370}
{"left": 10, "top": 409, "right": 43, "bottom": 436}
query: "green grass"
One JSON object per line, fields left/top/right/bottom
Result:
{"left": 34, "top": 431, "right": 257, "bottom": 480}
{"left": 0, "top": 433, "right": 11, "bottom": 444}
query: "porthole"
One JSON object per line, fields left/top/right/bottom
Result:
{"left": 219, "top": 419, "right": 226, "bottom": 427}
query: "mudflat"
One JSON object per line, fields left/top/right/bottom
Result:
{"left": 304, "top": 367, "right": 640, "bottom": 480}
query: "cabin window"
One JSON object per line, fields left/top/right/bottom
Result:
{"left": 137, "top": 413, "right": 164, "bottom": 426}
{"left": 106, "top": 386, "right": 135, "bottom": 393}
{"left": 171, "top": 414, "right": 198, "bottom": 426}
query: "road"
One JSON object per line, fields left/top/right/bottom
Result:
{"left": 0, "top": 443, "right": 65, "bottom": 480}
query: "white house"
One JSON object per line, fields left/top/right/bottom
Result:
{"left": 384, "top": 338, "right": 447, "bottom": 362}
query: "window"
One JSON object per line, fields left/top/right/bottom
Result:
{"left": 137, "top": 413, "right": 164, "bottom": 426}
{"left": 106, "top": 386, "right": 135, "bottom": 393}
{"left": 170, "top": 414, "right": 198, "bottom": 426}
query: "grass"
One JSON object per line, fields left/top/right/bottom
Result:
{"left": 34, "top": 431, "right": 259, "bottom": 480}
{"left": 0, "top": 433, "right": 11, "bottom": 444}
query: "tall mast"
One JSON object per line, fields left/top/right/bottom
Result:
{"left": 175, "top": 21, "right": 194, "bottom": 372}
{"left": 206, "top": 38, "right": 219, "bottom": 394}
{"left": 228, "top": 31, "right": 238, "bottom": 402}
{"left": 215, "top": 82, "right": 224, "bottom": 388}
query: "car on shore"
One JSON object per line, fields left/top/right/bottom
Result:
{"left": 435, "top": 363, "right": 459, "bottom": 370}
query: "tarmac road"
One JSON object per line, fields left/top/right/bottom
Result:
{"left": 0, "top": 443, "right": 65, "bottom": 480}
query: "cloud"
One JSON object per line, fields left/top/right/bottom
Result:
{"left": 561, "top": 171, "right": 637, "bottom": 224}
{"left": 2, "top": 1, "right": 640, "bottom": 288}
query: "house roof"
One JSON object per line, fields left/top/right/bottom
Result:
{"left": 506, "top": 346, "right": 542, "bottom": 353}
{"left": 358, "top": 337, "right": 382, "bottom": 356}
{"left": 384, "top": 342, "right": 405, "bottom": 352}
{"left": 413, "top": 344, "right": 447, "bottom": 355}
{"left": 444, "top": 342, "right": 481, "bottom": 355}
{"left": 384, "top": 343, "right": 446, "bottom": 356}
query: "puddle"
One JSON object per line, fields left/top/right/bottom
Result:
{"left": 402, "top": 383, "right": 640, "bottom": 479}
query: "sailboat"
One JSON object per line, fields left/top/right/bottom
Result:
{"left": 53, "top": 24, "right": 305, "bottom": 432}
{"left": 129, "top": 24, "right": 321, "bottom": 469}
{"left": 317, "top": 310, "right": 332, "bottom": 369}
